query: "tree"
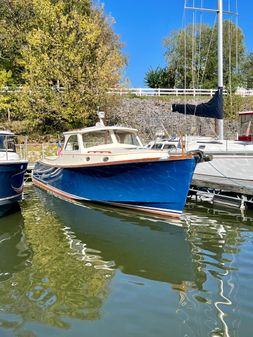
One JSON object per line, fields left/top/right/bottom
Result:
{"left": 0, "top": 0, "right": 35, "bottom": 83}
{"left": 0, "top": 0, "right": 126, "bottom": 132}
{"left": 242, "top": 53, "right": 253, "bottom": 89}
{"left": 0, "top": 70, "right": 12, "bottom": 121}
{"left": 144, "top": 67, "right": 175, "bottom": 88}
{"left": 163, "top": 21, "right": 245, "bottom": 90}
{"left": 19, "top": 0, "right": 126, "bottom": 132}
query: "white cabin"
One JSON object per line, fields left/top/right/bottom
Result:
{"left": 62, "top": 125, "right": 143, "bottom": 154}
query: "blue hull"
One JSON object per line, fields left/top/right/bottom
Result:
{"left": 0, "top": 162, "right": 28, "bottom": 208}
{"left": 33, "top": 158, "right": 196, "bottom": 216}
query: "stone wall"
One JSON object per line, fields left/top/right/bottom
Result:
{"left": 107, "top": 97, "right": 238, "bottom": 142}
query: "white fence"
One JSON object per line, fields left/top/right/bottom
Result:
{"left": 109, "top": 88, "right": 221, "bottom": 97}
{"left": 109, "top": 87, "right": 253, "bottom": 97}
{"left": 1, "top": 86, "right": 253, "bottom": 96}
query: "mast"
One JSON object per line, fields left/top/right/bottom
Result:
{"left": 217, "top": 0, "right": 224, "bottom": 140}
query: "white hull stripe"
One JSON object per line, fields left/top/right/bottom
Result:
{"left": 0, "top": 193, "right": 22, "bottom": 202}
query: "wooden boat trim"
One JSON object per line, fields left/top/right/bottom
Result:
{"left": 40, "top": 154, "right": 193, "bottom": 169}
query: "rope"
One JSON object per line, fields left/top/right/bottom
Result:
{"left": 207, "top": 160, "right": 252, "bottom": 191}
{"left": 196, "top": 0, "right": 203, "bottom": 89}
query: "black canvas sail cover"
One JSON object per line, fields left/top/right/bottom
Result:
{"left": 172, "top": 87, "right": 223, "bottom": 119}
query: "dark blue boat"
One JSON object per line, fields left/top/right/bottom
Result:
{"left": 0, "top": 131, "right": 28, "bottom": 212}
{"left": 32, "top": 116, "right": 203, "bottom": 217}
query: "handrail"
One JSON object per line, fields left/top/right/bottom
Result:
{"left": 2, "top": 86, "right": 253, "bottom": 96}
{"left": 108, "top": 87, "right": 228, "bottom": 97}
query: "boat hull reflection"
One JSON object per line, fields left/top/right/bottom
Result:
{"left": 0, "top": 205, "right": 31, "bottom": 281}
{"left": 36, "top": 188, "right": 200, "bottom": 287}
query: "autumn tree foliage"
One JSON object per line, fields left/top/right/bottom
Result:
{"left": 0, "top": 0, "right": 126, "bottom": 132}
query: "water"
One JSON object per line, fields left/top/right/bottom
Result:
{"left": 1, "top": 187, "right": 253, "bottom": 337}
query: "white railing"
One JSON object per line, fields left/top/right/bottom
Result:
{"left": 1, "top": 86, "right": 253, "bottom": 96}
{"left": 110, "top": 87, "right": 253, "bottom": 97}
{"left": 108, "top": 87, "right": 220, "bottom": 97}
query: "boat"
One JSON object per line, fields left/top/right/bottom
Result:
{"left": 171, "top": 1, "right": 253, "bottom": 199}
{"left": 0, "top": 130, "right": 28, "bottom": 212}
{"left": 186, "top": 111, "right": 253, "bottom": 190}
{"left": 32, "top": 113, "right": 206, "bottom": 218}
{"left": 147, "top": 111, "right": 253, "bottom": 195}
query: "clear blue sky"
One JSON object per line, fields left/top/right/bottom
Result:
{"left": 101, "top": 0, "right": 253, "bottom": 87}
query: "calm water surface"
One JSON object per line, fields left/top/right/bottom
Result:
{"left": 1, "top": 187, "right": 253, "bottom": 337}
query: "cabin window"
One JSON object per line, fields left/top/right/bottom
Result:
{"left": 0, "top": 135, "right": 16, "bottom": 152}
{"left": 82, "top": 131, "right": 113, "bottom": 148}
{"left": 64, "top": 135, "right": 79, "bottom": 151}
{"left": 152, "top": 143, "right": 163, "bottom": 149}
{"left": 163, "top": 144, "right": 176, "bottom": 151}
{"left": 114, "top": 131, "right": 140, "bottom": 146}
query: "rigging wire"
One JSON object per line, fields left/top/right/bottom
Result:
{"left": 235, "top": 0, "right": 240, "bottom": 115}
{"left": 194, "top": 1, "right": 217, "bottom": 136}
{"left": 199, "top": 16, "right": 217, "bottom": 89}
{"left": 191, "top": 0, "right": 195, "bottom": 89}
{"left": 183, "top": 0, "right": 188, "bottom": 131}
{"left": 183, "top": 1, "right": 217, "bottom": 136}
{"left": 228, "top": 0, "right": 233, "bottom": 117}
{"left": 235, "top": 0, "right": 239, "bottom": 74}
{"left": 196, "top": 0, "right": 203, "bottom": 89}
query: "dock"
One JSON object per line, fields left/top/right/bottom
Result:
{"left": 190, "top": 173, "right": 253, "bottom": 209}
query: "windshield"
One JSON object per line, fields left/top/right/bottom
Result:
{"left": 114, "top": 130, "right": 141, "bottom": 146}
{"left": 82, "top": 130, "right": 113, "bottom": 148}
{"left": 0, "top": 135, "right": 16, "bottom": 152}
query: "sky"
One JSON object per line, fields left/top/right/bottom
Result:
{"left": 101, "top": 0, "right": 253, "bottom": 87}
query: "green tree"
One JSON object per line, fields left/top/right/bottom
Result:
{"left": 144, "top": 67, "right": 175, "bottom": 88}
{"left": 0, "top": 69, "right": 13, "bottom": 121}
{"left": 0, "top": 0, "right": 36, "bottom": 83}
{"left": 163, "top": 21, "right": 245, "bottom": 90}
{"left": 242, "top": 52, "right": 253, "bottom": 88}
{"left": 17, "top": 0, "right": 125, "bottom": 132}
{"left": 0, "top": 0, "right": 126, "bottom": 133}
